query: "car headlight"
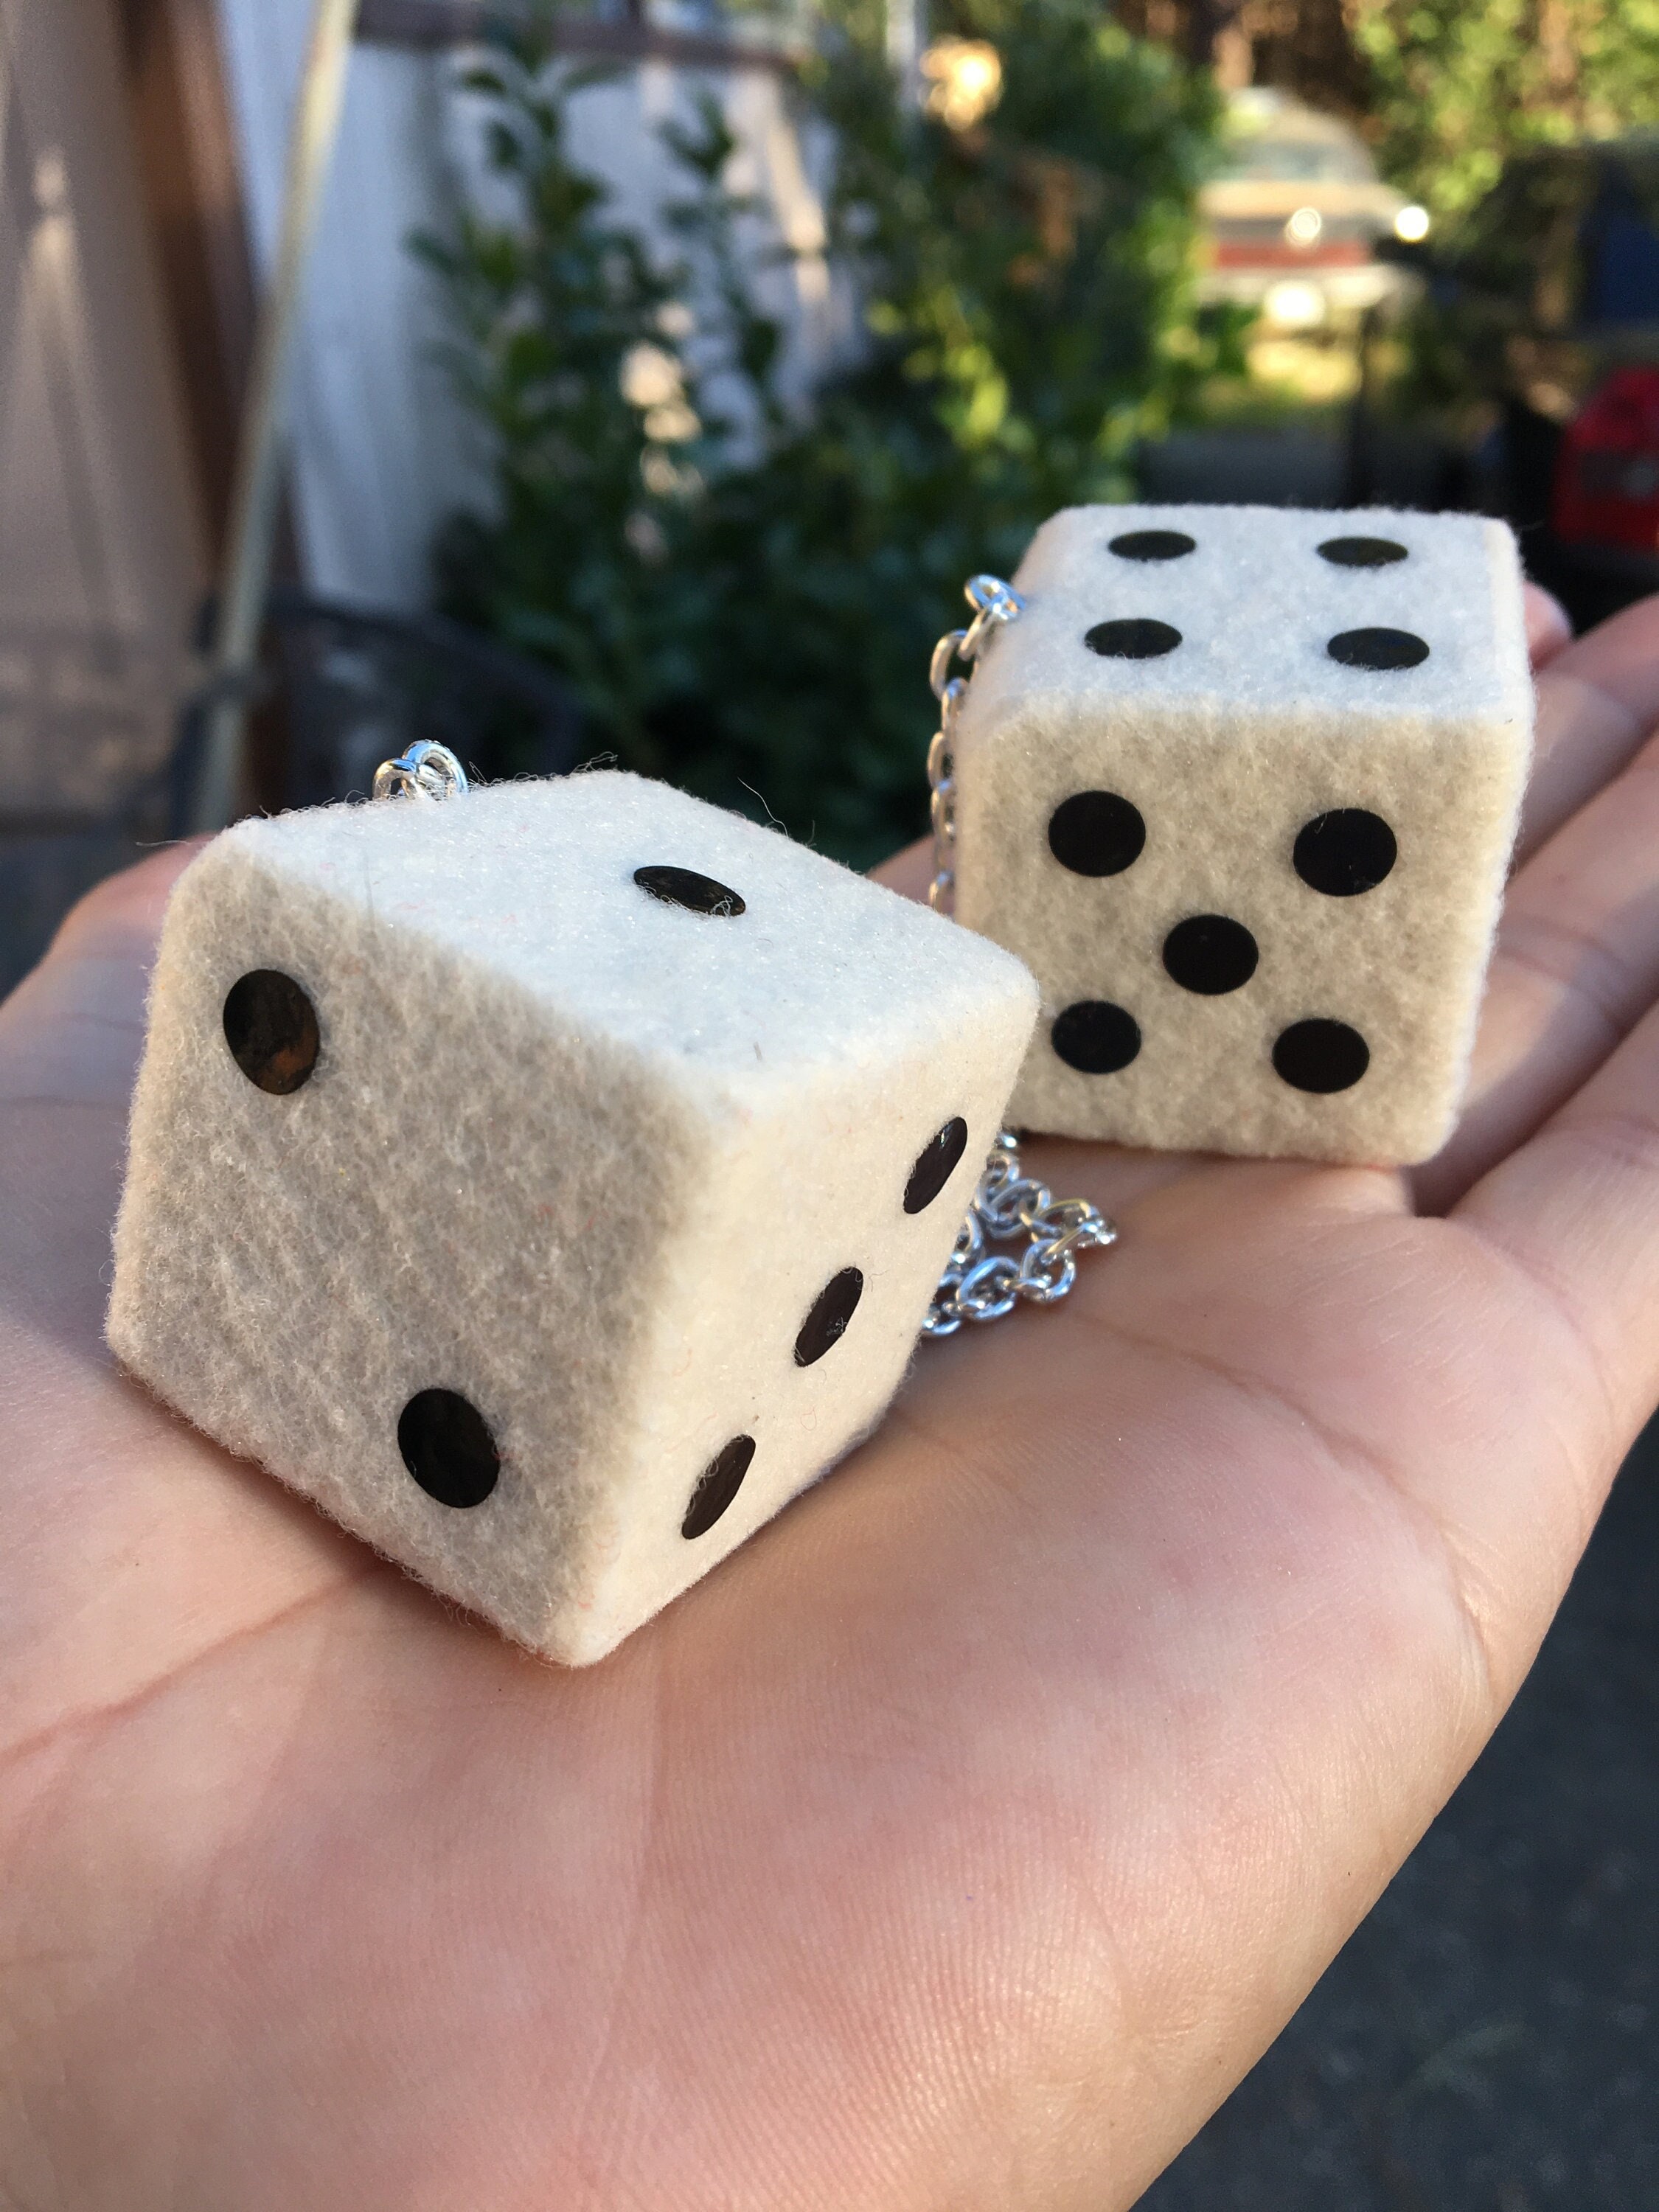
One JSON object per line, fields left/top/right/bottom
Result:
{"left": 1263, "top": 279, "right": 1326, "bottom": 330}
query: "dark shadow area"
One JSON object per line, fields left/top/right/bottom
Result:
{"left": 1140, "top": 1419, "right": 1659, "bottom": 2211}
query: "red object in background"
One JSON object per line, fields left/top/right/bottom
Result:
{"left": 1552, "top": 366, "right": 1659, "bottom": 554}
{"left": 1208, "top": 240, "right": 1370, "bottom": 270}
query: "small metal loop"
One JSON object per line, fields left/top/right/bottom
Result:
{"left": 949, "top": 1211, "right": 986, "bottom": 1270}
{"left": 953, "top": 1253, "right": 1022, "bottom": 1323}
{"left": 1025, "top": 1201, "right": 1119, "bottom": 1262}
{"left": 372, "top": 740, "right": 470, "bottom": 803}
{"left": 1017, "top": 1241, "right": 1077, "bottom": 1304}
{"left": 964, "top": 573, "right": 1026, "bottom": 624}
{"left": 930, "top": 630, "right": 969, "bottom": 700}
{"left": 960, "top": 577, "right": 1026, "bottom": 662}
{"left": 980, "top": 1174, "right": 1052, "bottom": 1240}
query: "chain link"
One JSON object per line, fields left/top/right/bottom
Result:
{"left": 372, "top": 740, "right": 470, "bottom": 802}
{"left": 927, "top": 573, "right": 1026, "bottom": 916}
{"left": 925, "top": 1132, "right": 1116, "bottom": 1337}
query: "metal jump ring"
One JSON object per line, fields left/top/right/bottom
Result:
{"left": 372, "top": 740, "right": 470, "bottom": 802}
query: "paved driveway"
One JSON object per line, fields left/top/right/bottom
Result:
{"left": 1140, "top": 1423, "right": 1658, "bottom": 2211}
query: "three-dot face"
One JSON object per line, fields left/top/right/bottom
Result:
{"left": 221, "top": 866, "right": 978, "bottom": 1551}
{"left": 678, "top": 1115, "right": 973, "bottom": 1539}
{"left": 1041, "top": 523, "right": 1417, "bottom": 1098}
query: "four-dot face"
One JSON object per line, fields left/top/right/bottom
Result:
{"left": 1090, "top": 523, "right": 1430, "bottom": 685}
{"left": 1043, "top": 524, "right": 1422, "bottom": 1100}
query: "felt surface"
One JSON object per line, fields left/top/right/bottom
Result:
{"left": 952, "top": 503, "right": 1533, "bottom": 1164}
{"left": 108, "top": 773, "right": 1037, "bottom": 1662}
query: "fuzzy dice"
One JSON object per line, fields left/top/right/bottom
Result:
{"left": 108, "top": 773, "right": 1036, "bottom": 1663}
{"left": 950, "top": 504, "right": 1534, "bottom": 1165}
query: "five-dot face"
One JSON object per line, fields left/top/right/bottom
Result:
{"left": 1044, "top": 524, "right": 1420, "bottom": 1099}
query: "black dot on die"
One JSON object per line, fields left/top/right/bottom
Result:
{"left": 1162, "top": 914, "right": 1259, "bottom": 995}
{"left": 1048, "top": 790, "right": 1146, "bottom": 877}
{"left": 1273, "top": 1018, "right": 1370, "bottom": 1094}
{"left": 1110, "top": 529, "right": 1196, "bottom": 563}
{"left": 682, "top": 1433, "right": 756, "bottom": 1540}
{"left": 1052, "top": 1000, "right": 1141, "bottom": 1074}
{"left": 1294, "top": 810, "right": 1398, "bottom": 897}
{"left": 223, "top": 970, "right": 320, "bottom": 1095}
{"left": 795, "top": 1267, "right": 865, "bottom": 1367}
{"left": 1085, "top": 617, "right": 1182, "bottom": 660}
{"left": 1327, "top": 627, "right": 1429, "bottom": 671}
{"left": 1318, "top": 535, "right": 1408, "bottom": 568}
{"left": 397, "top": 1389, "right": 500, "bottom": 1509}
{"left": 904, "top": 1117, "right": 969, "bottom": 1214}
{"left": 633, "top": 864, "right": 745, "bottom": 917}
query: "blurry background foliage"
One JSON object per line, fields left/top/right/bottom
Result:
{"left": 419, "top": 0, "right": 1233, "bottom": 863}
{"left": 1349, "top": 0, "right": 1659, "bottom": 222}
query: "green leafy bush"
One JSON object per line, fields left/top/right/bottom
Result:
{"left": 1350, "top": 0, "right": 1659, "bottom": 222}
{"left": 420, "top": 0, "right": 1227, "bottom": 863}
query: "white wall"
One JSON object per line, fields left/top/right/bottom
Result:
{"left": 214, "top": 2, "right": 849, "bottom": 613}
{"left": 0, "top": 0, "right": 206, "bottom": 815}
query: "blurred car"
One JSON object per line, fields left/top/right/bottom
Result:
{"left": 1198, "top": 90, "right": 1427, "bottom": 332}
{"left": 1385, "top": 137, "right": 1659, "bottom": 600}
{"left": 1552, "top": 364, "right": 1659, "bottom": 568}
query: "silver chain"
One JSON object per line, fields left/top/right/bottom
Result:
{"left": 927, "top": 572, "right": 1026, "bottom": 917}
{"left": 369, "top": 729, "right": 1114, "bottom": 1339}
{"left": 922, "top": 571, "right": 1116, "bottom": 1330}
{"left": 924, "top": 1132, "right": 1116, "bottom": 1337}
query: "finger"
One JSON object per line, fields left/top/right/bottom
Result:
{"left": 0, "top": 830, "right": 366, "bottom": 1765}
{"left": 1516, "top": 591, "right": 1659, "bottom": 861}
{"left": 872, "top": 834, "right": 933, "bottom": 905}
{"left": 1414, "top": 712, "right": 1659, "bottom": 1211}
{"left": 1455, "top": 984, "right": 1659, "bottom": 1452}
{"left": 1524, "top": 580, "right": 1572, "bottom": 670}
{"left": 0, "top": 839, "right": 204, "bottom": 1107}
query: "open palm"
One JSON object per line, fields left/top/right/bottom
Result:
{"left": 4, "top": 587, "right": 1659, "bottom": 2211}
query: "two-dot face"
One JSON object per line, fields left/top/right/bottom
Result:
{"left": 1030, "top": 523, "right": 1424, "bottom": 1103}
{"left": 219, "top": 862, "right": 976, "bottom": 1548}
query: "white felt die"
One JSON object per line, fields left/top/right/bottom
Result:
{"left": 108, "top": 773, "right": 1037, "bottom": 1663}
{"left": 951, "top": 503, "right": 1534, "bottom": 1165}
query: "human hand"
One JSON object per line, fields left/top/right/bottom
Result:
{"left": 3, "top": 585, "right": 1656, "bottom": 2211}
